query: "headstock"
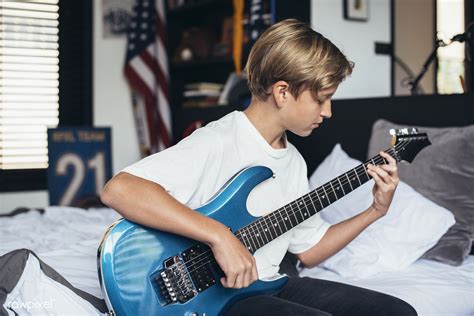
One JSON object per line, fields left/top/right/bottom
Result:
{"left": 389, "top": 128, "right": 431, "bottom": 163}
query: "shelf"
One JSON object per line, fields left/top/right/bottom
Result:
{"left": 172, "top": 104, "right": 237, "bottom": 142}
{"left": 168, "top": 0, "right": 232, "bottom": 18}
{"left": 171, "top": 57, "right": 233, "bottom": 70}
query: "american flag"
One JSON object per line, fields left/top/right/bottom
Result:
{"left": 124, "top": 0, "right": 171, "bottom": 155}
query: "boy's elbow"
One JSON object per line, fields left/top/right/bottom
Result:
{"left": 100, "top": 173, "right": 127, "bottom": 208}
{"left": 100, "top": 183, "right": 113, "bottom": 207}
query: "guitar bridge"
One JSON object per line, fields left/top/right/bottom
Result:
{"left": 153, "top": 255, "right": 197, "bottom": 306}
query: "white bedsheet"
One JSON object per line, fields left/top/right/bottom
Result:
{"left": 1, "top": 206, "right": 473, "bottom": 315}
{"left": 0, "top": 206, "right": 120, "bottom": 298}
{"left": 300, "top": 257, "right": 474, "bottom": 316}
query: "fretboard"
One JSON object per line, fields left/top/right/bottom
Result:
{"left": 235, "top": 147, "right": 399, "bottom": 253}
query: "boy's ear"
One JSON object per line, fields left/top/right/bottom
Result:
{"left": 271, "top": 81, "right": 290, "bottom": 108}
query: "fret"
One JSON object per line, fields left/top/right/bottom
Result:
{"left": 287, "top": 202, "right": 298, "bottom": 227}
{"left": 307, "top": 193, "right": 318, "bottom": 215}
{"left": 287, "top": 202, "right": 297, "bottom": 227}
{"left": 321, "top": 186, "right": 330, "bottom": 206}
{"left": 298, "top": 198, "right": 310, "bottom": 222}
{"left": 261, "top": 218, "right": 272, "bottom": 242}
{"left": 251, "top": 227, "right": 263, "bottom": 250}
{"left": 354, "top": 167, "right": 362, "bottom": 185}
{"left": 359, "top": 164, "right": 370, "bottom": 182}
{"left": 294, "top": 199, "right": 305, "bottom": 224}
{"left": 280, "top": 206, "right": 290, "bottom": 232}
{"left": 323, "top": 184, "right": 337, "bottom": 203}
{"left": 337, "top": 176, "right": 346, "bottom": 195}
{"left": 252, "top": 223, "right": 265, "bottom": 248}
{"left": 266, "top": 215, "right": 278, "bottom": 240}
{"left": 329, "top": 180, "right": 339, "bottom": 200}
{"left": 240, "top": 227, "right": 254, "bottom": 252}
{"left": 314, "top": 190, "right": 325, "bottom": 209}
{"left": 289, "top": 200, "right": 301, "bottom": 228}
{"left": 257, "top": 219, "right": 270, "bottom": 244}
{"left": 237, "top": 231, "right": 250, "bottom": 251}
{"left": 284, "top": 212, "right": 293, "bottom": 232}
{"left": 252, "top": 221, "right": 265, "bottom": 247}
{"left": 345, "top": 172, "right": 354, "bottom": 191}
{"left": 370, "top": 158, "right": 376, "bottom": 166}
{"left": 245, "top": 226, "right": 258, "bottom": 252}
{"left": 272, "top": 213, "right": 284, "bottom": 236}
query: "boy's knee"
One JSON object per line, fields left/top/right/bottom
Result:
{"left": 370, "top": 294, "right": 417, "bottom": 316}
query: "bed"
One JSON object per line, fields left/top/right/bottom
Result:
{"left": 1, "top": 93, "right": 473, "bottom": 315}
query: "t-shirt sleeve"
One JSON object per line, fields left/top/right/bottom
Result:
{"left": 287, "top": 213, "right": 330, "bottom": 254}
{"left": 287, "top": 173, "right": 330, "bottom": 254}
{"left": 121, "top": 127, "right": 222, "bottom": 205}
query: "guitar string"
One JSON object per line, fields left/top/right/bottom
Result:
{"left": 180, "top": 145, "right": 402, "bottom": 274}
{"left": 181, "top": 148, "right": 399, "bottom": 275}
{"left": 181, "top": 143, "right": 406, "bottom": 274}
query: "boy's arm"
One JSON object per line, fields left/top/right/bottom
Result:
{"left": 297, "top": 151, "right": 399, "bottom": 268}
{"left": 101, "top": 172, "right": 258, "bottom": 289}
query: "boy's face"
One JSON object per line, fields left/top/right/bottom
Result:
{"left": 281, "top": 86, "right": 337, "bottom": 137}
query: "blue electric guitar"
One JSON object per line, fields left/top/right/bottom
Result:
{"left": 98, "top": 129, "right": 430, "bottom": 316}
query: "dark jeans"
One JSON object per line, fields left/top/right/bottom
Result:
{"left": 226, "top": 277, "right": 417, "bottom": 316}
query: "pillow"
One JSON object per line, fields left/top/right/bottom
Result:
{"left": 368, "top": 119, "right": 474, "bottom": 266}
{"left": 308, "top": 144, "right": 455, "bottom": 279}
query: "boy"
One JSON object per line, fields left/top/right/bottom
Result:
{"left": 101, "top": 19, "right": 416, "bottom": 315}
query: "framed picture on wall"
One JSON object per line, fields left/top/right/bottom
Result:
{"left": 344, "top": 0, "right": 369, "bottom": 22}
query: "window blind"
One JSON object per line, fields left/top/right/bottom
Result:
{"left": 0, "top": 0, "right": 59, "bottom": 170}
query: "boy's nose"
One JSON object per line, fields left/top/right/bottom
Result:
{"left": 321, "top": 101, "right": 332, "bottom": 119}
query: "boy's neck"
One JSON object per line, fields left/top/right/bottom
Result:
{"left": 243, "top": 99, "right": 286, "bottom": 149}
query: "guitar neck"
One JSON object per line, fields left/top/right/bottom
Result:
{"left": 235, "top": 147, "right": 400, "bottom": 253}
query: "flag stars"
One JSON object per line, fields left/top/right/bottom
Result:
{"left": 141, "top": 23, "right": 147, "bottom": 29}
{"left": 140, "top": 34, "right": 147, "bottom": 41}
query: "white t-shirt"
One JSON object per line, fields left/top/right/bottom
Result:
{"left": 122, "top": 111, "right": 330, "bottom": 279}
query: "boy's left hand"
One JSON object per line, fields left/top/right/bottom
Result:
{"left": 367, "top": 151, "right": 399, "bottom": 217}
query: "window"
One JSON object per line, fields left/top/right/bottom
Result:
{"left": 437, "top": 0, "right": 465, "bottom": 94}
{"left": 0, "top": 0, "right": 93, "bottom": 192}
{"left": 1, "top": 0, "right": 60, "bottom": 170}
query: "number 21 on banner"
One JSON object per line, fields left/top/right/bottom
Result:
{"left": 48, "top": 128, "right": 112, "bottom": 206}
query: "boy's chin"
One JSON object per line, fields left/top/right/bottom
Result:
{"left": 293, "top": 129, "right": 314, "bottom": 137}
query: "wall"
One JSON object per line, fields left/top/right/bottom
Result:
{"left": 311, "top": 0, "right": 391, "bottom": 99}
{"left": 93, "top": 0, "right": 141, "bottom": 174}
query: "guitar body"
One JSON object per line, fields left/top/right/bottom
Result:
{"left": 98, "top": 166, "right": 288, "bottom": 316}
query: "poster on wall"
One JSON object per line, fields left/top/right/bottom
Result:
{"left": 47, "top": 127, "right": 112, "bottom": 206}
{"left": 102, "top": 0, "right": 134, "bottom": 38}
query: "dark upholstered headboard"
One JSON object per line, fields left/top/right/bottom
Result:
{"left": 288, "top": 93, "right": 474, "bottom": 176}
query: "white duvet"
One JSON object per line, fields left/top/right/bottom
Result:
{"left": 1, "top": 206, "right": 473, "bottom": 316}
{"left": 0, "top": 206, "right": 119, "bottom": 298}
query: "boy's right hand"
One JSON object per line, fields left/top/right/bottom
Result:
{"left": 209, "top": 226, "right": 258, "bottom": 289}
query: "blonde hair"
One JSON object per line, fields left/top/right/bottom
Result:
{"left": 246, "top": 19, "right": 354, "bottom": 101}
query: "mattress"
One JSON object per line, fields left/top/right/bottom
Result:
{"left": 1, "top": 206, "right": 473, "bottom": 315}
